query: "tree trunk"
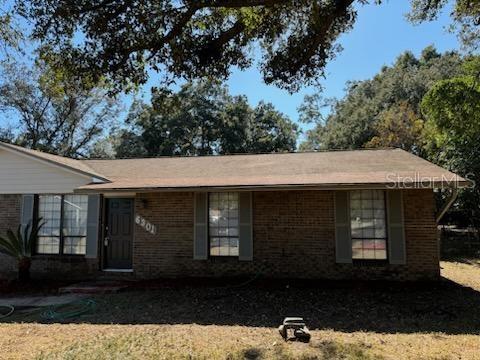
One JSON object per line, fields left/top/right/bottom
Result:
{"left": 18, "top": 257, "right": 31, "bottom": 282}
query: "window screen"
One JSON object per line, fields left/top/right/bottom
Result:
{"left": 350, "top": 190, "right": 387, "bottom": 260}
{"left": 209, "top": 192, "right": 239, "bottom": 256}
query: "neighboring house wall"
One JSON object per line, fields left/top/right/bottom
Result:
{"left": 0, "top": 194, "right": 21, "bottom": 277}
{"left": 0, "top": 148, "right": 91, "bottom": 194}
{"left": 133, "top": 189, "right": 439, "bottom": 281}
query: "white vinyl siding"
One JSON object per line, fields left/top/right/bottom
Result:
{"left": 0, "top": 148, "right": 91, "bottom": 194}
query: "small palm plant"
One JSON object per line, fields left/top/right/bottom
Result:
{"left": 0, "top": 219, "right": 44, "bottom": 281}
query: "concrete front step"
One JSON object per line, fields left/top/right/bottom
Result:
{"left": 97, "top": 270, "right": 136, "bottom": 281}
{"left": 59, "top": 281, "right": 130, "bottom": 294}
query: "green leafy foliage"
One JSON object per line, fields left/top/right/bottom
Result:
{"left": 0, "top": 219, "right": 44, "bottom": 260}
{"left": 299, "top": 47, "right": 464, "bottom": 153}
{"left": 115, "top": 79, "right": 298, "bottom": 157}
{"left": 0, "top": 1, "right": 22, "bottom": 56}
{"left": 0, "top": 59, "right": 120, "bottom": 158}
{"left": 409, "top": 0, "right": 480, "bottom": 50}
{"left": 365, "top": 102, "right": 424, "bottom": 152}
{"left": 10, "top": 1, "right": 476, "bottom": 92}
{"left": 14, "top": 0, "right": 361, "bottom": 93}
{"left": 421, "top": 57, "right": 480, "bottom": 229}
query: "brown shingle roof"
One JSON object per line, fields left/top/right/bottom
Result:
{"left": 77, "top": 149, "right": 468, "bottom": 191}
{"left": 0, "top": 142, "right": 109, "bottom": 181}
{"left": 0, "top": 142, "right": 467, "bottom": 191}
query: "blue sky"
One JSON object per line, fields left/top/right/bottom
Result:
{"left": 224, "top": 0, "right": 460, "bottom": 122}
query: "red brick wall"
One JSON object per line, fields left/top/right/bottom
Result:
{"left": 0, "top": 189, "right": 439, "bottom": 280}
{"left": 403, "top": 189, "right": 440, "bottom": 278}
{"left": 0, "top": 194, "right": 98, "bottom": 280}
{"left": 0, "top": 194, "right": 21, "bottom": 276}
{"left": 132, "top": 189, "right": 440, "bottom": 281}
{"left": 29, "top": 256, "right": 99, "bottom": 280}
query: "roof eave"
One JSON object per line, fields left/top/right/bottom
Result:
{"left": 73, "top": 180, "right": 471, "bottom": 194}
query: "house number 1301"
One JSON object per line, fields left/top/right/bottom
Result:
{"left": 135, "top": 215, "right": 157, "bottom": 235}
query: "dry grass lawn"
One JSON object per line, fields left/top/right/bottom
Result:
{"left": 1, "top": 260, "right": 480, "bottom": 360}
{"left": 441, "top": 258, "right": 480, "bottom": 290}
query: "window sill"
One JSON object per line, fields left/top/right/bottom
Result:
{"left": 209, "top": 256, "right": 240, "bottom": 263}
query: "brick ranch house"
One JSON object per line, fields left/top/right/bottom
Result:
{"left": 0, "top": 142, "right": 469, "bottom": 281}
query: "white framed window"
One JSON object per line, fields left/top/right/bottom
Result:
{"left": 350, "top": 190, "right": 387, "bottom": 260}
{"left": 208, "top": 192, "right": 239, "bottom": 257}
{"left": 37, "top": 194, "right": 88, "bottom": 255}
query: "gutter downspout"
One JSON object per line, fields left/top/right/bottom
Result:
{"left": 436, "top": 188, "right": 459, "bottom": 225}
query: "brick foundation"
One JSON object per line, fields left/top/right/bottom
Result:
{"left": 28, "top": 256, "right": 99, "bottom": 280}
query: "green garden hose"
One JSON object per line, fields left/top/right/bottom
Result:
{"left": 0, "top": 305, "right": 14, "bottom": 319}
{"left": 40, "top": 299, "right": 97, "bottom": 321}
